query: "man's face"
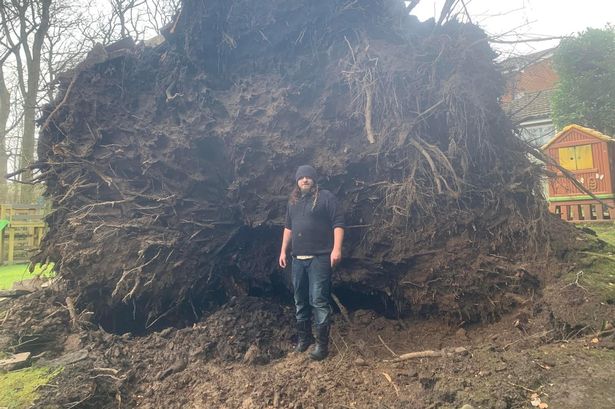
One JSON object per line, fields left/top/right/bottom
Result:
{"left": 297, "top": 176, "right": 314, "bottom": 193}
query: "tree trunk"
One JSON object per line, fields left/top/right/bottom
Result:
{"left": 18, "top": 0, "right": 51, "bottom": 203}
{"left": 0, "top": 66, "right": 9, "bottom": 201}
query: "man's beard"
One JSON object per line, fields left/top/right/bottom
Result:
{"left": 299, "top": 185, "right": 313, "bottom": 195}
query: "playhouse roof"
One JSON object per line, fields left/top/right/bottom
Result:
{"left": 541, "top": 124, "right": 615, "bottom": 149}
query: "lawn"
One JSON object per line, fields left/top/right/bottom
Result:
{"left": 584, "top": 223, "right": 615, "bottom": 247}
{"left": 0, "top": 366, "right": 62, "bottom": 409}
{"left": 0, "top": 264, "right": 55, "bottom": 290}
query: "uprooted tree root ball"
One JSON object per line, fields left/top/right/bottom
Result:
{"left": 35, "top": 0, "right": 552, "bottom": 332}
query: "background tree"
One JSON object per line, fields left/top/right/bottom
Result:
{"left": 0, "top": 60, "right": 12, "bottom": 200}
{"left": 552, "top": 26, "right": 615, "bottom": 135}
{"left": 0, "top": 0, "right": 178, "bottom": 203}
{"left": 0, "top": 0, "right": 52, "bottom": 202}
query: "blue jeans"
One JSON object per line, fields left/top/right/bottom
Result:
{"left": 291, "top": 255, "right": 332, "bottom": 326}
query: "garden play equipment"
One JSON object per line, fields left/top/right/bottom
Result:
{"left": 543, "top": 124, "right": 615, "bottom": 222}
{"left": 0, "top": 204, "right": 47, "bottom": 265}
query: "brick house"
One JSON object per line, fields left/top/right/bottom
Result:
{"left": 500, "top": 48, "right": 558, "bottom": 147}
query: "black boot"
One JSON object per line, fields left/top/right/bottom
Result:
{"left": 295, "top": 320, "right": 314, "bottom": 353}
{"left": 309, "top": 324, "right": 330, "bottom": 361}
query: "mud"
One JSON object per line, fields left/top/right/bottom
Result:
{"left": 2, "top": 284, "right": 613, "bottom": 409}
{"left": 34, "top": 0, "right": 549, "bottom": 327}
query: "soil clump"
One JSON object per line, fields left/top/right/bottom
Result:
{"left": 34, "top": 0, "right": 549, "bottom": 329}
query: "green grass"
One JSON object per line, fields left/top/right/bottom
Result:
{"left": 584, "top": 223, "right": 615, "bottom": 247}
{"left": 573, "top": 223, "right": 615, "bottom": 304}
{"left": 576, "top": 253, "right": 615, "bottom": 304}
{"left": 0, "top": 263, "right": 55, "bottom": 290}
{"left": 0, "top": 366, "right": 62, "bottom": 409}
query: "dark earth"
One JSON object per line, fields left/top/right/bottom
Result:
{"left": 2, "top": 0, "right": 614, "bottom": 407}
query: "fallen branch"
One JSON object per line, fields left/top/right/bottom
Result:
{"left": 1, "top": 307, "right": 12, "bottom": 325}
{"left": 331, "top": 293, "right": 351, "bottom": 323}
{"left": 383, "top": 346, "right": 467, "bottom": 363}
{"left": 381, "top": 372, "right": 400, "bottom": 397}
{"left": 378, "top": 335, "right": 398, "bottom": 357}
{"left": 364, "top": 75, "right": 376, "bottom": 144}
{"left": 0, "top": 289, "right": 31, "bottom": 298}
{"left": 581, "top": 251, "right": 615, "bottom": 262}
{"left": 66, "top": 296, "right": 78, "bottom": 330}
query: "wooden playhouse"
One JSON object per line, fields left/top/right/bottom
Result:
{"left": 542, "top": 124, "right": 615, "bottom": 222}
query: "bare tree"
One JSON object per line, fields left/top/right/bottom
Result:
{"left": 0, "top": 0, "right": 179, "bottom": 203}
{"left": 80, "top": 0, "right": 178, "bottom": 45}
{"left": 41, "top": 1, "right": 91, "bottom": 105}
{"left": 0, "top": 20, "right": 28, "bottom": 201}
{"left": 143, "top": 0, "right": 180, "bottom": 34}
{"left": 0, "top": 0, "right": 52, "bottom": 202}
{"left": 0, "top": 65, "right": 11, "bottom": 200}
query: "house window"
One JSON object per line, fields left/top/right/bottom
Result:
{"left": 558, "top": 144, "right": 594, "bottom": 171}
{"left": 521, "top": 124, "right": 555, "bottom": 146}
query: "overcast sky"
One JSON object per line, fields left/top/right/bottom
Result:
{"left": 409, "top": 0, "right": 615, "bottom": 57}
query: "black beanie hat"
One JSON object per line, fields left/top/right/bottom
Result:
{"left": 295, "top": 165, "right": 317, "bottom": 182}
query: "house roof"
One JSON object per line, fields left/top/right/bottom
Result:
{"left": 502, "top": 88, "right": 554, "bottom": 122}
{"left": 498, "top": 48, "right": 557, "bottom": 74}
{"left": 541, "top": 124, "right": 615, "bottom": 149}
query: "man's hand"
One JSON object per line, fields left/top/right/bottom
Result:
{"left": 279, "top": 228, "right": 292, "bottom": 269}
{"left": 330, "top": 248, "right": 342, "bottom": 268}
{"left": 279, "top": 252, "right": 287, "bottom": 269}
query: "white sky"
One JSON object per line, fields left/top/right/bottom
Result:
{"left": 409, "top": 0, "right": 615, "bottom": 57}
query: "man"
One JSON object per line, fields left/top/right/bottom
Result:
{"left": 279, "top": 165, "right": 345, "bottom": 361}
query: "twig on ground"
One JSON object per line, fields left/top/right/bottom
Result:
{"left": 581, "top": 251, "right": 615, "bottom": 262}
{"left": 377, "top": 335, "right": 398, "bottom": 357}
{"left": 65, "top": 297, "right": 78, "bottom": 330}
{"left": 561, "top": 270, "right": 587, "bottom": 292}
{"left": 507, "top": 381, "right": 547, "bottom": 396}
{"left": 503, "top": 330, "right": 553, "bottom": 350}
{"left": 332, "top": 293, "right": 351, "bottom": 324}
{"left": 1, "top": 307, "right": 12, "bottom": 325}
{"left": 381, "top": 372, "right": 400, "bottom": 397}
{"left": 383, "top": 346, "right": 467, "bottom": 363}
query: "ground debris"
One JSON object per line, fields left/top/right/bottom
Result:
{"left": 33, "top": 0, "right": 552, "bottom": 330}
{"left": 0, "top": 352, "right": 31, "bottom": 372}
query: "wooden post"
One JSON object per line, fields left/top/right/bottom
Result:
{"left": 7, "top": 227, "right": 15, "bottom": 264}
{"left": 561, "top": 205, "right": 570, "bottom": 221}
{"left": 0, "top": 204, "right": 4, "bottom": 264}
{"left": 27, "top": 227, "right": 35, "bottom": 248}
{"left": 581, "top": 204, "right": 591, "bottom": 221}
{"left": 597, "top": 204, "right": 606, "bottom": 220}
{"left": 0, "top": 227, "right": 4, "bottom": 264}
{"left": 570, "top": 204, "right": 579, "bottom": 221}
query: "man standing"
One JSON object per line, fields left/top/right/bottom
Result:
{"left": 279, "top": 165, "right": 345, "bottom": 361}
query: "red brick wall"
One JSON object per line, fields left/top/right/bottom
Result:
{"left": 502, "top": 58, "right": 559, "bottom": 103}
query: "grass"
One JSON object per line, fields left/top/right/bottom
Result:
{"left": 573, "top": 223, "right": 615, "bottom": 305}
{"left": 0, "top": 366, "right": 62, "bottom": 409}
{"left": 0, "top": 263, "right": 55, "bottom": 290}
{"left": 582, "top": 223, "right": 615, "bottom": 247}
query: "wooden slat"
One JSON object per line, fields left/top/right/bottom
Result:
{"left": 0, "top": 204, "right": 48, "bottom": 264}
{"left": 10, "top": 214, "right": 44, "bottom": 221}
{"left": 581, "top": 204, "right": 591, "bottom": 221}
{"left": 5, "top": 204, "right": 44, "bottom": 210}
{"left": 9, "top": 221, "right": 46, "bottom": 228}
{"left": 8, "top": 228, "right": 15, "bottom": 264}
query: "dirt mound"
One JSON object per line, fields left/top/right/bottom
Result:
{"left": 2, "top": 291, "right": 610, "bottom": 409}
{"left": 32, "top": 0, "right": 552, "bottom": 331}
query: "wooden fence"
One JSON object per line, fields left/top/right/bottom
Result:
{"left": 0, "top": 204, "right": 47, "bottom": 265}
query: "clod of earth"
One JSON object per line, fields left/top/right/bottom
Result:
{"left": 32, "top": 0, "right": 556, "bottom": 333}
{"left": 0, "top": 352, "right": 31, "bottom": 372}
